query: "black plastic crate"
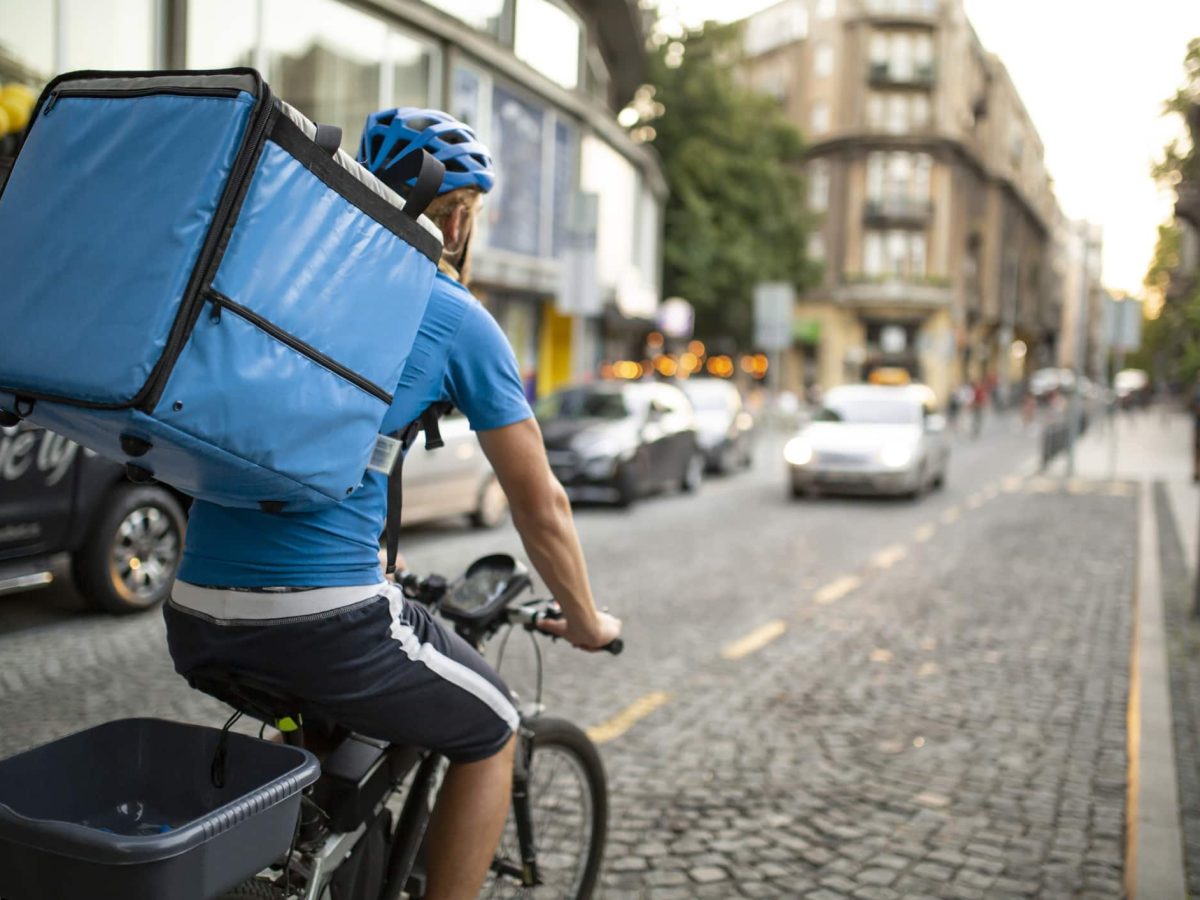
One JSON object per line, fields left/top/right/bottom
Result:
{"left": 0, "top": 718, "right": 319, "bottom": 900}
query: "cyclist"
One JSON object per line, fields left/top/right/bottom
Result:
{"left": 163, "top": 108, "right": 621, "bottom": 900}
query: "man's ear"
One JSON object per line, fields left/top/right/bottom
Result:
{"left": 442, "top": 205, "right": 466, "bottom": 255}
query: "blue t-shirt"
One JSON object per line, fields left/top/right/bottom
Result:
{"left": 178, "top": 273, "right": 533, "bottom": 588}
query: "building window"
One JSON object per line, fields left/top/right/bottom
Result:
{"left": 262, "top": 0, "right": 388, "bottom": 152}
{"left": 420, "top": 0, "right": 509, "bottom": 40}
{"left": 870, "top": 30, "right": 934, "bottom": 82}
{"left": 813, "top": 42, "right": 834, "bottom": 78}
{"left": 513, "top": 0, "right": 581, "bottom": 90}
{"left": 811, "top": 101, "right": 830, "bottom": 134}
{"left": 807, "top": 231, "right": 826, "bottom": 261}
{"left": 450, "top": 64, "right": 486, "bottom": 131}
{"left": 808, "top": 159, "right": 830, "bottom": 211}
{"left": 388, "top": 29, "right": 440, "bottom": 109}
{"left": 1, "top": 0, "right": 158, "bottom": 87}
{"left": 187, "top": 0, "right": 257, "bottom": 70}
{"left": 0, "top": 1, "right": 54, "bottom": 84}
{"left": 867, "top": 91, "right": 930, "bottom": 132}
{"left": 865, "top": 228, "right": 927, "bottom": 278}
{"left": 867, "top": 151, "right": 933, "bottom": 201}
{"left": 489, "top": 82, "right": 546, "bottom": 256}
{"left": 816, "top": 0, "right": 837, "bottom": 18}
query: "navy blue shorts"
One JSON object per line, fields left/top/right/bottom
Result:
{"left": 163, "top": 583, "right": 518, "bottom": 763}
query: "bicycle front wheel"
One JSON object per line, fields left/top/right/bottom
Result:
{"left": 483, "top": 716, "right": 608, "bottom": 899}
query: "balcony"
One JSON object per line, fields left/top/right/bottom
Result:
{"left": 864, "top": 196, "right": 932, "bottom": 226}
{"left": 868, "top": 62, "right": 937, "bottom": 88}
{"left": 833, "top": 274, "right": 953, "bottom": 309}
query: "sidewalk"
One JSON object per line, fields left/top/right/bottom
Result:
{"left": 1051, "top": 409, "right": 1199, "bottom": 898}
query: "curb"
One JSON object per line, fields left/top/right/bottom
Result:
{"left": 1127, "top": 482, "right": 1188, "bottom": 898}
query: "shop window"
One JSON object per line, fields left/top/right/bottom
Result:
{"left": 808, "top": 159, "right": 830, "bottom": 211}
{"left": 0, "top": 1, "right": 54, "bottom": 85}
{"left": 422, "top": 0, "right": 509, "bottom": 41}
{"left": 187, "top": 0, "right": 257, "bottom": 70}
{"left": 513, "top": 0, "right": 580, "bottom": 90}
{"left": 61, "top": 0, "right": 157, "bottom": 71}
{"left": 489, "top": 82, "right": 545, "bottom": 256}
{"left": 389, "top": 29, "right": 439, "bottom": 109}
{"left": 552, "top": 118, "right": 577, "bottom": 258}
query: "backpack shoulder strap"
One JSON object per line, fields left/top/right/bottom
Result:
{"left": 382, "top": 402, "right": 456, "bottom": 574}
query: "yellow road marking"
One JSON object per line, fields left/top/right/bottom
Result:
{"left": 870, "top": 544, "right": 908, "bottom": 569}
{"left": 940, "top": 507, "right": 961, "bottom": 524}
{"left": 913, "top": 524, "right": 937, "bottom": 543}
{"left": 721, "top": 619, "right": 788, "bottom": 660}
{"left": 815, "top": 575, "right": 862, "bottom": 605}
{"left": 586, "top": 691, "right": 672, "bottom": 744}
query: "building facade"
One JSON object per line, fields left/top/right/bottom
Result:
{"left": 0, "top": 0, "right": 664, "bottom": 400}
{"left": 740, "top": 0, "right": 1062, "bottom": 403}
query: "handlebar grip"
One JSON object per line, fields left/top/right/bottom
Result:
{"left": 603, "top": 638, "right": 624, "bottom": 656}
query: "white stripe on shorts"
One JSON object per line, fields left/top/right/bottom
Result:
{"left": 383, "top": 583, "right": 520, "bottom": 733}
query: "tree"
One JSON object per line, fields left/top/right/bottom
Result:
{"left": 1134, "top": 38, "right": 1200, "bottom": 385}
{"left": 638, "top": 22, "right": 818, "bottom": 346}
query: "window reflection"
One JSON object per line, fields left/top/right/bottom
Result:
{"left": 389, "top": 30, "right": 437, "bottom": 109}
{"left": 61, "top": 0, "right": 155, "bottom": 71}
{"left": 0, "top": 0, "right": 54, "bottom": 85}
{"left": 264, "top": 0, "right": 387, "bottom": 151}
{"left": 513, "top": 0, "right": 579, "bottom": 90}
{"left": 187, "top": 0, "right": 257, "bottom": 69}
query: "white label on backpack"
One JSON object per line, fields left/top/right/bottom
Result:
{"left": 367, "top": 434, "right": 402, "bottom": 474}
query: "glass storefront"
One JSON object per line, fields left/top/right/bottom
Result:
{"left": 186, "top": 0, "right": 439, "bottom": 152}
{"left": 0, "top": 0, "right": 157, "bottom": 86}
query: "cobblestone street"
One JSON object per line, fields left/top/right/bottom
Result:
{"left": 0, "top": 423, "right": 1141, "bottom": 897}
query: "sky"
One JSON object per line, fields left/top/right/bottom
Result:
{"left": 659, "top": 0, "right": 1200, "bottom": 296}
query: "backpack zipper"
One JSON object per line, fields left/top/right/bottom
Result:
{"left": 43, "top": 86, "right": 244, "bottom": 115}
{"left": 205, "top": 291, "right": 392, "bottom": 404}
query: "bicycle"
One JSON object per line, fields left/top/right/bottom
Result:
{"left": 194, "top": 553, "right": 622, "bottom": 900}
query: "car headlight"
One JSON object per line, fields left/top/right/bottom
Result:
{"left": 784, "top": 438, "right": 813, "bottom": 466}
{"left": 879, "top": 442, "right": 914, "bottom": 468}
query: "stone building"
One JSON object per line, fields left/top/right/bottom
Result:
{"left": 739, "top": 0, "right": 1063, "bottom": 402}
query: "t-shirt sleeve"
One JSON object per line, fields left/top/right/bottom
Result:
{"left": 443, "top": 302, "right": 534, "bottom": 431}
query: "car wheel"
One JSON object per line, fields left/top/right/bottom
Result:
{"left": 681, "top": 452, "right": 704, "bottom": 493}
{"left": 470, "top": 476, "right": 509, "bottom": 529}
{"left": 904, "top": 466, "right": 928, "bottom": 501}
{"left": 72, "top": 485, "right": 186, "bottom": 614}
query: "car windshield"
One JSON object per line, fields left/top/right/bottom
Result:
{"left": 537, "top": 388, "right": 629, "bottom": 420}
{"left": 816, "top": 397, "right": 922, "bottom": 425}
{"left": 684, "top": 382, "right": 737, "bottom": 412}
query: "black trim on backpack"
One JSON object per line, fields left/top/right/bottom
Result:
{"left": 268, "top": 112, "right": 443, "bottom": 264}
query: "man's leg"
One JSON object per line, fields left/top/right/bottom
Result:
{"left": 423, "top": 732, "right": 518, "bottom": 900}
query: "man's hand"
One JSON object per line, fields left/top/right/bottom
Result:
{"left": 537, "top": 609, "right": 622, "bottom": 652}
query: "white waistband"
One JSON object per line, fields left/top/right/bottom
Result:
{"left": 171, "top": 580, "right": 390, "bottom": 621}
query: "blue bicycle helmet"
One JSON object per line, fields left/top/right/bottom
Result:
{"left": 358, "top": 107, "right": 495, "bottom": 196}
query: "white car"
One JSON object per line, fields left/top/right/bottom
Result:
{"left": 784, "top": 384, "right": 949, "bottom": 499}
{"left": 401, "top": 413, "right": 508, "bottom": 528}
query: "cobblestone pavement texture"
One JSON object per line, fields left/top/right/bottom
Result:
{"left": 0, "top": 422, "right": 1137, "bottom": 898}
{"left": 1154, "top": 482, "right": 1200, "bottom": 897}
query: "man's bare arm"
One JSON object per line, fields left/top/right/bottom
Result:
{"left": 477, "top": 418, "right": 620, "bottom": 650}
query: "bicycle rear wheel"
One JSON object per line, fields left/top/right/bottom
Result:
{"left": 483, "top": 717, "right": 608, "bottom": 899}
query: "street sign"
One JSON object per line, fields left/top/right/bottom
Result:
{"left": 1102, "top": 295, "right": 1142, "bottom": 352}
{"left": 753, "top": 282, "right": 795, "bottom": 350}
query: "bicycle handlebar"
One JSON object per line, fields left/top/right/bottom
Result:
{"left": 397, "top": 571, "right": 623, "bottom": 655}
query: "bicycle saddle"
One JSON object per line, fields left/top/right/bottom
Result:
{"left": 186, "top": 667, "right": 307, "bottom": 727}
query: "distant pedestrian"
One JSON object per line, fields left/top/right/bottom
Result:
{"left": 971, "top": 380, "right": 987, "bottom": 439}
{"left": 947, "top": 388, "right": 961, "bottom": 432}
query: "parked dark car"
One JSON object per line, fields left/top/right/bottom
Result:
{"left": 537, "top": 381, "right": 702, "bottom": 507}
{"left": 678, "top": 378, "right": 755, "bottom": 473}
{"left": 0, "top": 421, "right": 187, "bottom": 613}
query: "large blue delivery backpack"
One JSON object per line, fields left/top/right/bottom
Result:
{"left": 0, "top": 68, "right": 444, "bottom": 512}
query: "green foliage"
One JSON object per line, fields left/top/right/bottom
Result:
{"left": 1152, "top": 37, "right": 1200, "bottom": 186}
{"left": 643, "top": 22, "right": 817, "bottom": 346}
{"left": 1136, "top": 38, "right": 1200, "bottom": 385}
